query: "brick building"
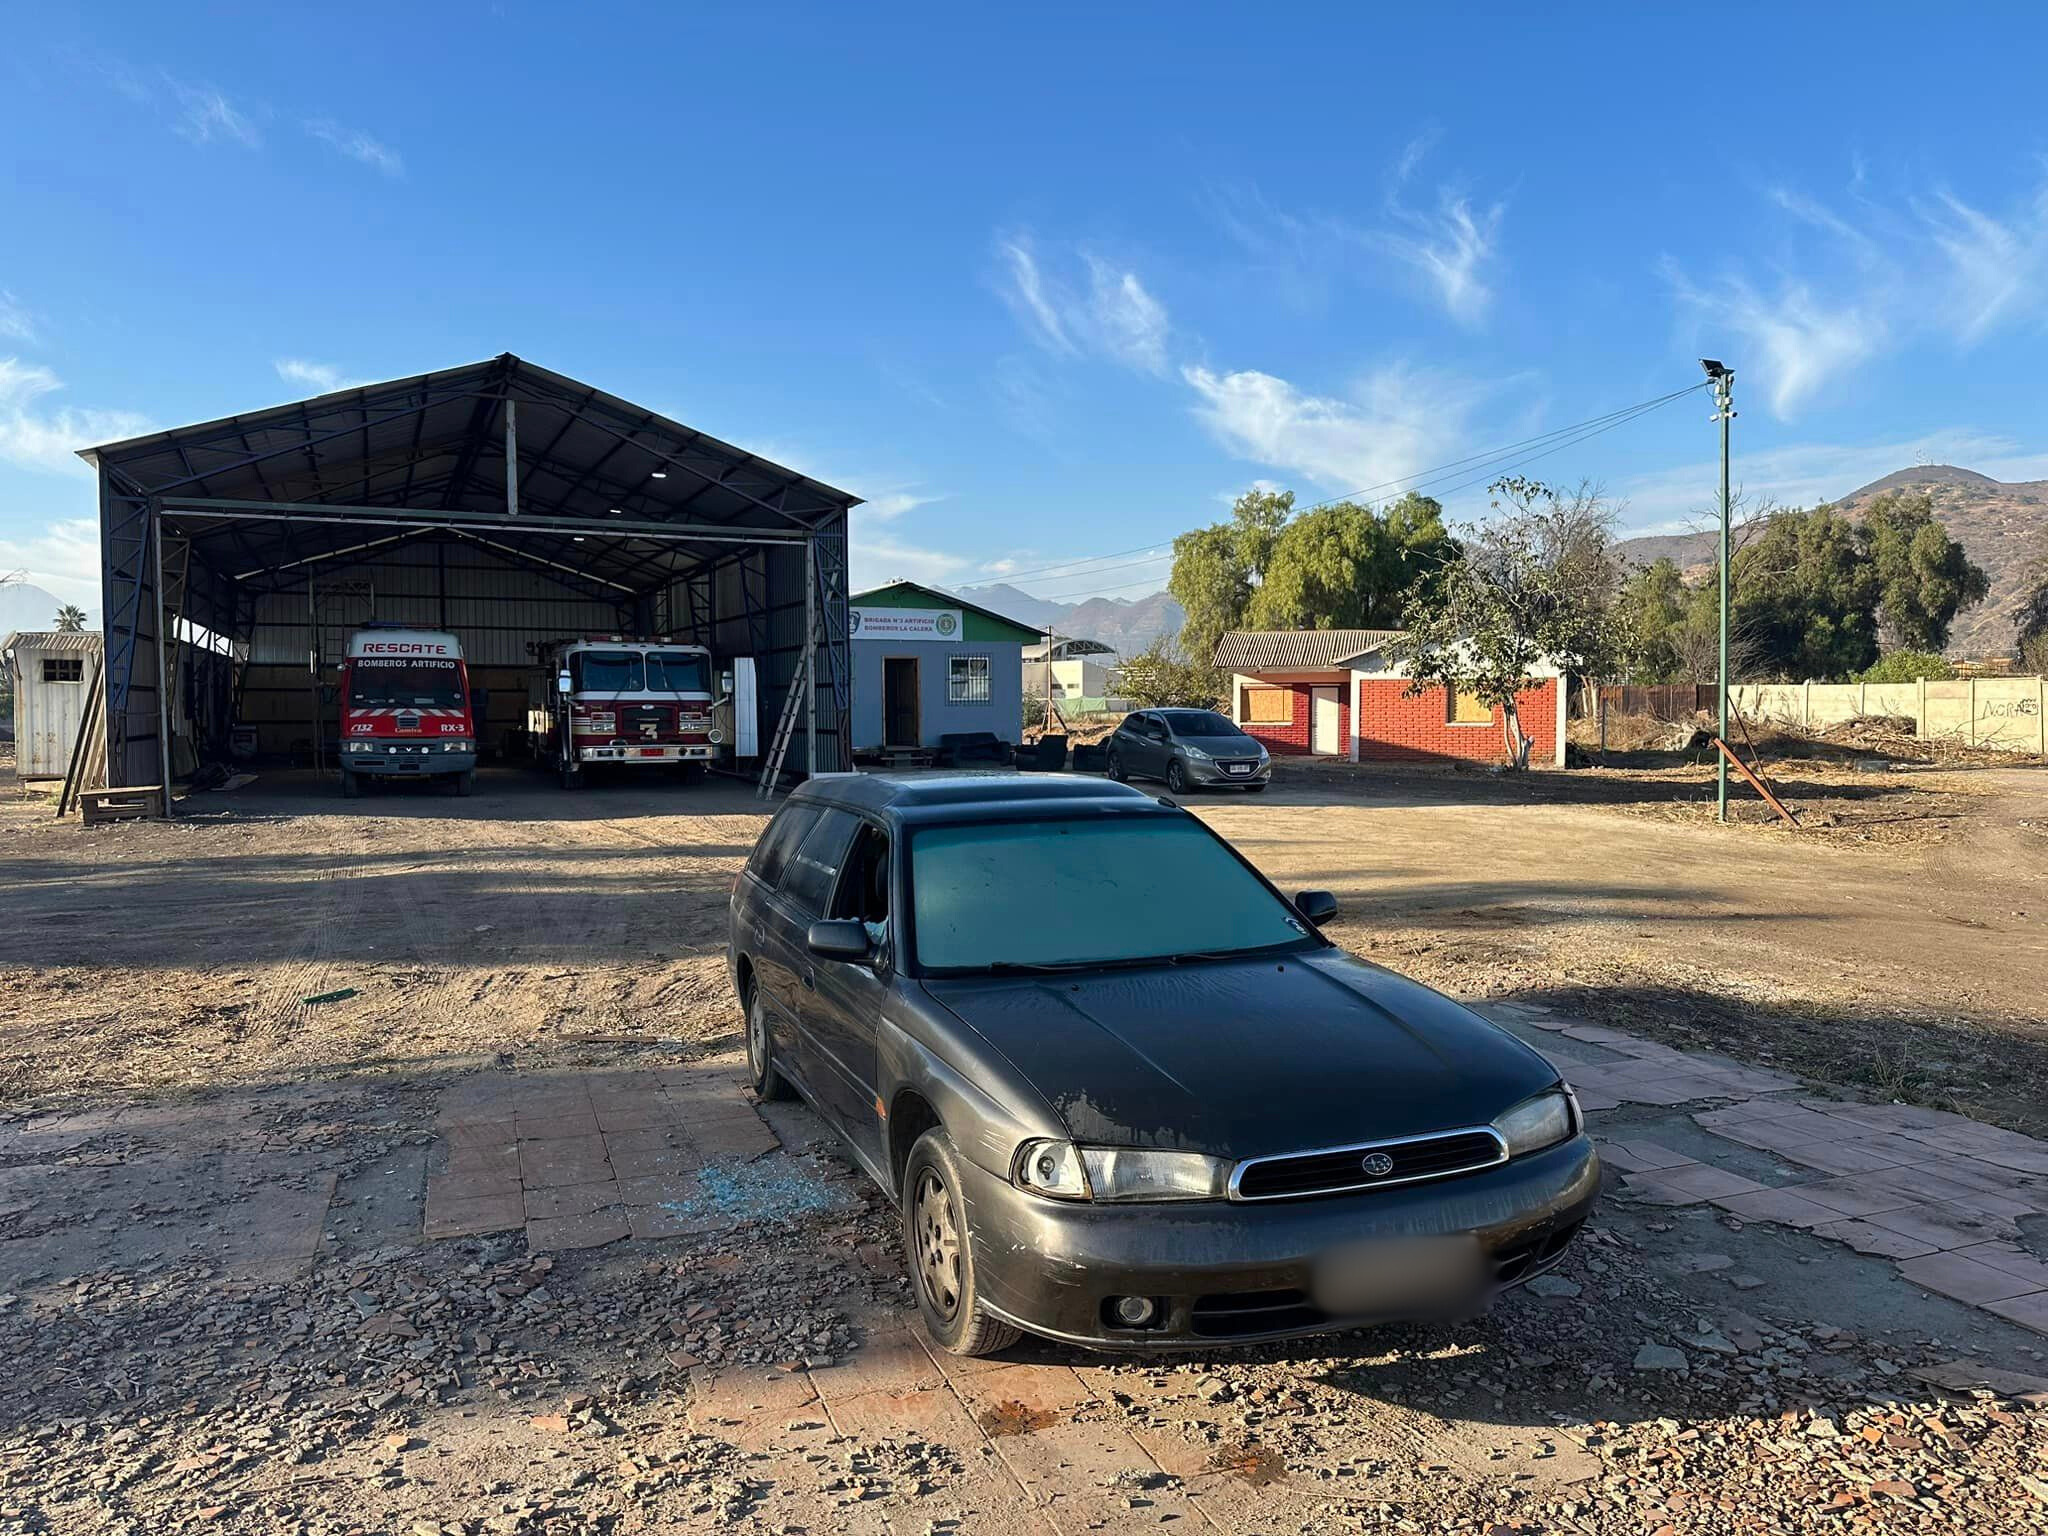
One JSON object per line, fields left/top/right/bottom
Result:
{"left": 1213, "top": 629, "right": 1566, "bottom": 767}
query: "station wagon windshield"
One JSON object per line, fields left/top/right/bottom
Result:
{"left": 909, "top": 817, "right": 1319, "bottom": 972}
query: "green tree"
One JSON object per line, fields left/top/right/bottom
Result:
{"left": 1730, "top": 506, "right": 1879, "bottom": 680}
{"left": 54, "top": 604, "right": 87, "bottom": 632}
{"left": 1858, "top": 491, "right": 1988, "bottom": 651}
{"left": 1856, "top": 649, "right": 1954, "bottom": 683}
{"left": 1245, "top": 492, "right": 1457, "bottom": 631}
{"left": 1395, "top": 481, "right": 1632, "bottom": 767}
{"left": 1612, "top": 558, "right": 1691, "bottom": 683}
{"left": 1168, "top": 487, "right": 1292, "bottom": 673}
{"left": 1117, "top": 637, "right": 1221, "bottom": 709}
{"left": 2011, "top": 532, "right": 2048, "bottom": 671}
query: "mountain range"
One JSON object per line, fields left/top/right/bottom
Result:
{"left": 952, "top": 582, "right": 1184, "bottom": 657}
{"left": 1611, "top": 464, "right": 2046, "bottom": 659}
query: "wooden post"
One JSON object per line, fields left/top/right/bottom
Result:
{"left": 1918, "top": 675, "right": 1928, "bottom": 739}
{"left": 1802, "top": 678, "right": 1812, "bottom": 728}
{"left": 1968, "top": 677, "right": 1978, "bottom": 747}
{"left": 1597, "top": 692, "right": 1607, "bottom": 754}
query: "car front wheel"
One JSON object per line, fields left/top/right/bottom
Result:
{"left": 1166, "top": 760, "right": 1188, "bottom": 795}
{"left": 1106, "top": 748, "right": 1127, "bottom": 782}
{"left": 901, "top": 1130, "right": 1020, "bottom": 1357}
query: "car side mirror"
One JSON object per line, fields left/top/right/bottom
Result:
{"left": 1294, "top": 890, "right": 1338, "bottom": 923}
{"left": 807, "top": 919, "right": 871, "bottom": 962}
{"left": 556, "top": 672, "right": 572, "bottom": 694}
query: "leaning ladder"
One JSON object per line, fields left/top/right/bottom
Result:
{"left": 756, "top": 650, "right": 809, "bottom": 799}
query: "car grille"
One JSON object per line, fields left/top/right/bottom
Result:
{"left": 1216, "top": 757, "right": 1262, "bottom": 774}
{"left": 1231, "top": 1128, "right": 1506, "bottom": 1201}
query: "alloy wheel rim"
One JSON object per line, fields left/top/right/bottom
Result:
{"left": 913, "top": 1170, "right": 962, "bottom": 1320}
{"left": 747, "top": 1002, "right": 767, "bottom": 1079}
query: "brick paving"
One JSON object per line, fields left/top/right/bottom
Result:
{"left": 1490, "top": 1003, "right": 2048, "bottom": 1339}
{"left": 423, "top": 1062, "right": 778, "bottom": 1252}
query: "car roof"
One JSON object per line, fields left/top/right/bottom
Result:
{"left": 788, "top": 771, "right": 1170, "bottom": 826}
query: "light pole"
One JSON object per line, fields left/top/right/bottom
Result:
{"left": 1702, "top": 359, "right": 1736, "bottom": 823}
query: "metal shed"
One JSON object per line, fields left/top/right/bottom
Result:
{"left": 3, "top": 630, "right": 104, "bottom": 779}
{"left": 82, "top": 355, "right": 859, "bottom": 801}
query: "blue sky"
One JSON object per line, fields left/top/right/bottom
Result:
{"left": 5, "top": 5, "right": 2048, "bottom": 617}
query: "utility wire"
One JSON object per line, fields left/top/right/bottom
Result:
{"left": 1029, "top": 383, "right": 1707, "bottom": 605}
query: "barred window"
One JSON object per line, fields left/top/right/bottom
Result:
{"left": 42, "top": 657, "right": 84, "bottom": 684}
{"left": 948, "top": 655, "right": 991, "bottom": 704}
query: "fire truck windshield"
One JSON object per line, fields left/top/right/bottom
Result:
{"left": 571, "top": 652, "right": 643, "bottom": 691}
{"left": 349, "top": 658, "right": 464, "bottom": 708}
{"left": 644, "top": 651, "right": 711, "bottom": 692}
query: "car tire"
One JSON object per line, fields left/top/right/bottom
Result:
{"left": 340, "top": 768, "right": 360, "bottom": 799}
{"left": 746, "top": 991, "right": 796, "bottom": 1101}
{"left": 1106, "top": 749, "right": 1127, "bottom": 783}
{"left": 454, "top": 769, "right": 476, "bottom": 797}
{"left": 1166, "top": 760, "right": 1188, "bottom": 795}
{"left": 901, "top": 1129, "right": 1020, "bottom": 1358}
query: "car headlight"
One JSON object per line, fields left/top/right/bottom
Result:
{"left": 1014, "top": 1139, "right": 1231, "bottom": 1202}
{"left": 1491, "top": 1088, "right": 1577, "bottom": 1157}
{"left": 1181, "top": 745, "right": 1212, "bottom": 762}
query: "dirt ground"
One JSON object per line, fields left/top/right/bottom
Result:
{"left": 3, "top": 761, "right": 2048, "bottom": 1534}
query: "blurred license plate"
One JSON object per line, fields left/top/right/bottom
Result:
{"left": 639, "top": 748, "right": 665, "bottom": 757}
{"left": 1311, "top": 1235, "right": 1483, "bottom": 1317}
{"left": 1226, "top": 762, "right": 1251, "bottom": 775}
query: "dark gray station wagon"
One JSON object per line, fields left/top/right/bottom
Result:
{"left": 727, "top": 773, "right": 1596, "bottom": 1355}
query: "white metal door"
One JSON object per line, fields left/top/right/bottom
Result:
{"left": 1311, "top": 686, "right": 1341, "bottom": 755}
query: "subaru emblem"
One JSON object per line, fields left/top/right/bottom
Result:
{"left": 1361, "top": 1152, "right": 1396, "bottom": 1178}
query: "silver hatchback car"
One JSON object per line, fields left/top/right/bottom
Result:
{"left": 1107, "top": 709, "right": 1271, "bottom": 794}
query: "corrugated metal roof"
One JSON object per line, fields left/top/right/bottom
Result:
{"left": 81, "top": 354, "right": 861, "bottom": 592}
{"left": 1213, "top": 629, "right": 1401, "bottom": 671}
{"left": 2, "top": 630, "right": 104, "bottom": 654}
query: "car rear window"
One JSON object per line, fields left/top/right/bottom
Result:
{"left": 748, "top": 803, "right": 821, "bottom": 888}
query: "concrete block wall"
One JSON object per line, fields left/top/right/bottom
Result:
{"left": 1730, "top": 677, "right": 2046, "bottom": 753}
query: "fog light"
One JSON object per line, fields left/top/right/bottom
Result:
{"left": 1113, "top": 1295, "right": 1157, "bottom": 1327}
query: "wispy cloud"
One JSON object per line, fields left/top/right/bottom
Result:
{"left": 274, "top": 358, "right": 371, "bottom": 394}
{"left": 1205, "top": 145, "right": 1504, "bottom": 328}
{"left": 995, "top": 235, "right": 1170, "bottom": 375}
{"left": 0, "top": 358, "right": 154, "bottom": 476}
{"left": 1376, "top": 142, "right": 1504, "bottom": 329}
{"left": 169, "top": 78, "right": 261, "bottom": 147}
{"left": 0, "top": 291, "right": 36, "bottom": 344}
{"left": 1669, "top": 163, "right": 2048, "bottom": 419}
{"left": 305, "top": 118, "right": 404, "bottom": 177}
{"left": 1181, "top": 362, "right": 1484, "bottom": 498}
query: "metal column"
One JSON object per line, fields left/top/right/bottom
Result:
{"left": 149, "top": 503, "right": 174, "bottom": 816}
{"left": 803, "top": 534, "right": 817, "bottom": 777}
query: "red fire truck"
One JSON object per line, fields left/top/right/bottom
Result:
{"left": 531, "top": 636, "right": 723, "bottom": 789}
{"left": 338, "top": 627, "right": 478, "bottom": 797}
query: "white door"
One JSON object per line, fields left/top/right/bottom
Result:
{"left": 1311, "top": 686, "right": 1341, "bottom": 755}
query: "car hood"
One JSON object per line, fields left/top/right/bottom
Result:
{"left": 921, "top": 951, "right": 1559, "bottom": 1159}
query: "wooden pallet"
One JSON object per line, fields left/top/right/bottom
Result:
{"left": 78, "top": 785, "right": 164, "bottom": 824}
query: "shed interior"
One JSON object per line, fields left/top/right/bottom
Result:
{"left": 86, "top": 355, "right": 857, "bottom": 792}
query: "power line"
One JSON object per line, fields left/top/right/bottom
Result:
{"left": 990, "top": 379, "right": 1712, "bottom": 606}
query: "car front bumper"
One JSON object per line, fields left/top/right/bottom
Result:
{"left": 956, "top": 1135, "right": 1599, "bottom": 1348}
{"left": 1182, "top": 756, "right": 1272, "bottom": 787}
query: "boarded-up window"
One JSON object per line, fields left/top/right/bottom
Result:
{"left": 1447, "top": 688, "right": 1492, "bottom": 724}
{"left": 1244, "top": 686, "right": 1292, "bottom": 724}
